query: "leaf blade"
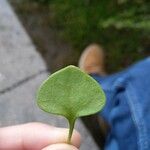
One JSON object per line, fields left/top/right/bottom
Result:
{"left": 37, "top": 65, "right": 106, "bottom": 142}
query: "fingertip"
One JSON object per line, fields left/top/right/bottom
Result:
{"left": 42, "top": 143, "right": 79, "bottom": 150}
{"left": 71, "top": 129, "right": 81, "bottom": 148}
{"left": 54, "top": 127, "right": 81, "bottom": 148}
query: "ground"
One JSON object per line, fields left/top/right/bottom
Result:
{"left": 0, "top": 0, "right": 99, "bottom": 149}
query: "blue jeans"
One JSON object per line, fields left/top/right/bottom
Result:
{"left": 92, "top": 57, "right": 150, "bottom": 150}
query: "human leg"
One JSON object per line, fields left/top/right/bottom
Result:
{"left": 79, "top": 44, "right": 150, "bottom": 150}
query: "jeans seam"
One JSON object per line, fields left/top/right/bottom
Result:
{"left": 126, "top": 83, "right": 149, "bottom": 150}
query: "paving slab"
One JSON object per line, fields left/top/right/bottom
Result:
{"left": 0, "top": 0, "right": 46, "bottom": 92}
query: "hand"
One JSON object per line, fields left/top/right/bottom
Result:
{"left": 0, "top": 122, "right": 81, "bottom": 150}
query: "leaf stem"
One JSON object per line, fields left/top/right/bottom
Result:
{"left": 67, "top": 118, "right": 76, "bottom": 144}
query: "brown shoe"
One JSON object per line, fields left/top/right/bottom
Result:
{"left": 79, "top": 44, "right": 109, "bottom": 149}
{"left": 78, "top": 43, "right": 106, "bottom": 75}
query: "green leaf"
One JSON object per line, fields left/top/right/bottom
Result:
{"left": 37, "top": 65, "right": 106, "bottom": 143}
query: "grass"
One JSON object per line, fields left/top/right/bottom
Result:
{"left": 10, "top": 0, "right": 150, "bottom": 73}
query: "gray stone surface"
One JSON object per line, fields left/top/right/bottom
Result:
{"left": 0, "top": 0, "right": 46, "bottom": 92}
{"left": 0, "top": 0, "right": 99, "bottom": 149}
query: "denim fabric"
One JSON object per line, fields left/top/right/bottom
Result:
{"left": 92, "top": 57, "right": 150, "bottom": 150}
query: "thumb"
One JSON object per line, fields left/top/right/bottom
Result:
{"left": 0, "top": 122, "right": 81, "bottom": 150}
{"left": 42, "top": 143, "right": 79, "bottom": 150}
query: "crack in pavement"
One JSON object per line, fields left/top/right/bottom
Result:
{"left": 0, "top": 69, "right": 48, "bottom": 95}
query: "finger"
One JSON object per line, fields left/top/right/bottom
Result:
{"left": 0, "top": 122, "right": 81, "bottom": 150}
{"left": 42, "top": 143, "right": 79, "bottom": 150}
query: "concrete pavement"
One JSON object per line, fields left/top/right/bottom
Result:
{"left": 0, "top": 0, "right": 99, "bottom": 149}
